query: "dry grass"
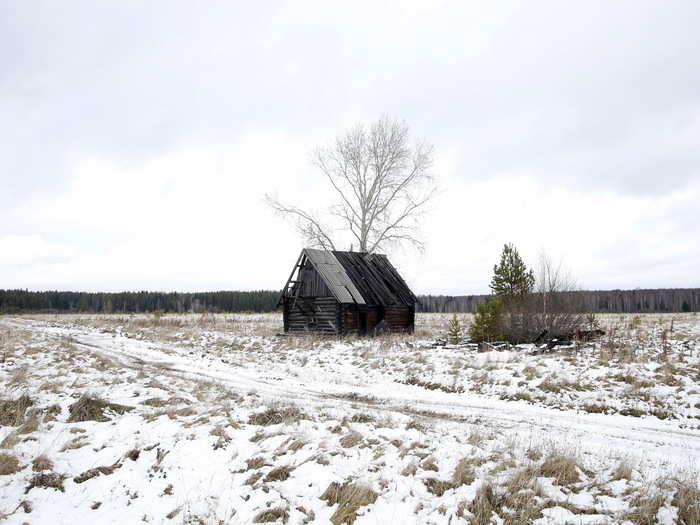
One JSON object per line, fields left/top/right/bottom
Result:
{"left": 420, "top": 456, "right": 439, "bottom": 472}
{"left": 321, "top": 482, "right": 378, "bottom": 525}
{"left": 74, "top": 460, "right": 122, "bottom": 483}
{"left": 611, "top": 458, "right": 634, "bottom": 481}
{"left": 8, "top": 365, "right": 29, "bottom": 385}
{"left": 60, "top": 435, "right": 89, "bottom": 452}
{"left": 0, "top": 453, "right": 22, "bottom": 475}
{"left": 424, "top": 478, "right": 454, "bottom": 496}
{"left": 453, "top": 457, "right": 478, "bottom": 486}
{"left": 248, "top": 405, "right": 308, "bottom": 426}
{"left": 67, "top": 394, "right": 133, "bottom": 422}
{"left": 15, "top": 407, "right": 40, "bottom": 434}
{"left": 339, "top": 430, "right": 363, "bottom": 448}
{"left": 253, "top": 507, "right": 289, "bottom": 523}
{"left": 0, "top": 394, "right": 34, "bottom": 426}
{"left": 672, "top": 479, "right": 700, "bottom": 525}
{"left": 623, "top": 491, "right": 665, "bottom": 525}
{"left": 246, "top": 456, "right": 266, "bottom": 470}
{"left": 25, "top": 472, "right": 67, "bottom": 493}
{"left": 245, "top": 471, "right": 263, "bottom": 486}
{"left": 31, "top": 454, "right": 53, "bottom": 472}
{"left": 264, "top": 465, "right": 293, "bottom": 482}
{"left": 467, "top": 482, "right": 499, "bottom": 525}
{"left": 538, "top": 450, "right": 581, "bottom": 485}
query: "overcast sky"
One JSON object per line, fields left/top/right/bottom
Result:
{"left": 2, "top": 1, "right": 699, "bottom": 295}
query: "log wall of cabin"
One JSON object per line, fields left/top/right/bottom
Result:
{"left": 284, "top": 296, "right": 340, "bottom": 334}
{"left": 384, "top": 305, "right": 415, "bottom": 332}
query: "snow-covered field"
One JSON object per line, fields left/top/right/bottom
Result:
{"left": 1, "top": 312, "right": 699, "bottom": 524}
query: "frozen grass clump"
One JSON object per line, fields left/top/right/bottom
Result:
{"left": 321, "top": 481, "right": 378, "bottom": 525}
{"left": 538, "top": 450, "right": 581, "bottom": 485}
{"left": 253, "top": 507, "right": 289, "bottom": 523}
{"left": 248, "top": 405, "right": 308, "bottom": 426}
{"left": 0, "top": 394, "right": 34, "bottom": 426}
{"left": 25, "top": 472, "right": 67, "bottom": 494}
{"left": 67, "top": 394, "right": 133, "bottom": 423}
{"left": 0, "top": 453, "right": 22, "bottom": 475}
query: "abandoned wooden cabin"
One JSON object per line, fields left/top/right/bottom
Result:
{"left": 278, "top": 249, "right": 417, "bottom": 335}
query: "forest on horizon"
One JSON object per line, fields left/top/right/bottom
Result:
{"left": 1, "top": 288, "right": 698, "bottom": 314}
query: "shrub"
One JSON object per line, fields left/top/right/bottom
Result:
{"left": 469, "top": 297, "right": 504, "bottom": 343}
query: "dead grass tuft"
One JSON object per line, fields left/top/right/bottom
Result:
{"left": 246, "top": 456, "right": 266, "bottom": 470}
{"left": 9, "top": 365, "right": 29, "bottom": 385}
{"left": 253, "top": 507, "right": 289, "bottom": 523}
{"left": 468, "top": 482, "right": 499, "bottom": 525}
{"left": 424, "top": 478, "right": 454, "bottom": 496}
{"left": 538, "top": 450, "right": 581, "bottom": 485}
{"left": 420, "top": 456, "right": 439, "bottom": 472}
{"left": 264, "top": 465, "right": 293, "bottom": 482}
{"left": 0, "top": 394, "right": 34, "bottom": 426}
{"left": 67, "top": 394, "right": 133, "bottom": 423}
{"left": 350, "top": 413, "right": 375, "bottom": 423}
{"left": 672, "top": 479, "right": 700, "bottom": 525}
{"left": 74, "top": 460, "right": 122, "bottom": 483}
{"left": 60, "top": 435, "right": 89, "bottom": 452}
{"left": 0, "top": 453, "right": 23, "bottom": 475}
{"left": 16, "top": 408, "right": 40, "bottom": 434}
{"left": 339, "top": 430, "right": 363, "bottom": 448}
{"left": 321, "top": 482, "right": 379, "bottom": 525}
{"left": 624, "top": 491, "right": 665, "bottom": 525}
{"left": 31, "top": 454, "right": 53, "bottom": 472}
{"left": 25, "top": 471, "right": 67, "bottom": 493}
{"left": 245, "top": 471, "right": 263, "bottom": 485}
{"left": 611, "top": 458, "right": 634, "bottom": 481}
{"left": 248, "top": 405, "right": 308, "bottom": 426}
{"left": 452, "top": 457, "right": 478, "bottom": 486}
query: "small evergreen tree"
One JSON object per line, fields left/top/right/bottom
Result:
{"left": 468, "top": 297, "right": 504, "bottom": 342}
{"left": 489, "top": 243, "right": 535, "bottom": 298}
{"left": 447, "top": 314, "right": 462, "bottom": 344}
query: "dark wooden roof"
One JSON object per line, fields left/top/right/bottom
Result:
{"left": 302, "top": 249, "right": 417, "bottom": 306}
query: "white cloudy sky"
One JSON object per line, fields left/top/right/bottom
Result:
{"left": 2, "top": 1, "right": 699, "bottom": 294}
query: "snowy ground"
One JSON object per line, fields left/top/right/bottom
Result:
{"left": 1, "top": 312, "right": 699, "bottom": 524}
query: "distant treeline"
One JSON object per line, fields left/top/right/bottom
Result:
{"left": 1, "top": 288, "right": 698, "bottom": 314}
{"left": 417, "top": 288, "right": 700, "bottom": 314}
{"left": 0, "top": 289, "right": 280, "bottom": 314}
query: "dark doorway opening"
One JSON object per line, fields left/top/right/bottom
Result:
{"left": 359, "top": 311, "right": 368, "bottom": 335}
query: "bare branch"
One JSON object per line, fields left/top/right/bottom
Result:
{"left": 264, "top": 194, "right": 336, "bottom": 250}
{"left": 265, "top": 116, "right": 437, "bottom": 254}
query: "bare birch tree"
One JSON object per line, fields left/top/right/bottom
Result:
{"left": 266, "top": 116, "right": 435, "bottom": 253}
{"left": 533, "top": 251, "right": 585, "bottom": 338}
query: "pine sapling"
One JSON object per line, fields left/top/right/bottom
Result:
{"left": 448, "top": 314, "right": 462, "bottom": 344}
